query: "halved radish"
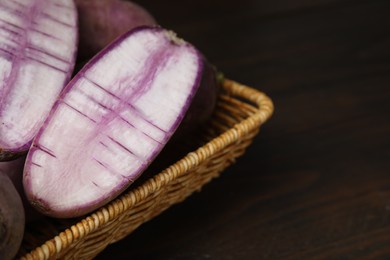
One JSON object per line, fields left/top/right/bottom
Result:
{"left": 23, "top": 26, "right": 218, "bottom": 218}
{"left": 0, "top": 0, "right": 78, "bottom": 161}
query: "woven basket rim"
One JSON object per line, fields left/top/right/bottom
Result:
{"left": 20, "top": 79, "right": 274, "bottom": 260}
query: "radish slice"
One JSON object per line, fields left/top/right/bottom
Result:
{"left": 0, "top": 0, "right": 78, "bottom": 161}
{"left": 24, "top": 26, "right": 213, "bottom": 218}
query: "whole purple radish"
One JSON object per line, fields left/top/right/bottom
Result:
{"left": 0, "top": 0, "right": 78, "bottom": 161}
{"left": 0, "top": 156, "right": 43, "bottom": 223}
{"left": 0, "top": 155, "right": 26, "bottom": 185}
{"left": 23, "top": 26, "right": 218, "bottom": 218}
{"left": 75, "top": 0, "right": 156, "bottom": 60}
{"left": 0, "top": 173, "right": 25, "bottom": 260}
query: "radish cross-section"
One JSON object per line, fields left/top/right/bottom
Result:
{"left": 0, "top": 0, "right": 78, "bottom": 160}
{"left": 23, "top": 27, "right": 209, "bottom": 218}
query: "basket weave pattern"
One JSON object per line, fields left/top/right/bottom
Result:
{"left": 19, "top": 79, "right": 274, "bottom": 260}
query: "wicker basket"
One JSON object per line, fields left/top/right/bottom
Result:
{"left": 18, "top": 79, "right": 274, "bottom": 260}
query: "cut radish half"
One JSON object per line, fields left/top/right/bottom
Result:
{"left": 23, "top": 26, "right": 216, "bottom": 218}
{"left": 0, "top": 0, "right": 78, "bottom": 160}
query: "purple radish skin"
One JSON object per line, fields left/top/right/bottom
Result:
{"left": 0, "top": 0, "right": 78, "bottom": 161}
{"left": 23, "top": 26, "right": 218, "bottom": 218}
{"left": 0, "top": 156, "right": 43, "bottom": 222}
{"left": 0, "top": 173, "right": 25, "bottom": 260}
{"left": 75, "top": 0, "right": 156, "bottom": 60}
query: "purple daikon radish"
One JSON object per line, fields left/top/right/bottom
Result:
{"left": 75, "top": 0, "right": 156, "bottom": 60}
{"left": 0, "top": 173, "right": 25, "bottom": 260}
{"left": 0, "top": 0, "right": 78, "bottom": 161}
{"left": 0, "top": 156, "right": 43, "bottom": 222}
{"left": 23, "top": 26, "right": 218, "bottom": 218}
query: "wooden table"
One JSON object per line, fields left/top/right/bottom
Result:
{"left": 97, "top": 0, "right": 390, "bottom": 258}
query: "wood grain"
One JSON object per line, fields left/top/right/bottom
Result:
{"left": 97, "top": 0, "right": 390, "bottom": 259}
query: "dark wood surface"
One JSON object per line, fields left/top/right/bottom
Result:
{"left": 97, "top": 0, "right": 390, "bottom": 259}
